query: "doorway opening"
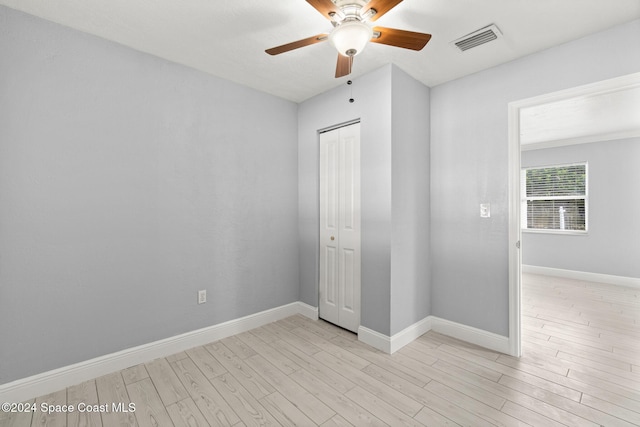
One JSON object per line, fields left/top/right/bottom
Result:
{"left": 508, "top": 71, "right": 640, "bottom": 358}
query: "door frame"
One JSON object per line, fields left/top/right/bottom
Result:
{"left": 507, "top": 102, "right": 522, "bottom": 358}
{"left": 507, "top": 71, "right": 640, "bottom": 358}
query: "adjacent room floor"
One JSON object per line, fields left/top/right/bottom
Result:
{"left": 2, "top": 273, "right": 639, "bottom": 426}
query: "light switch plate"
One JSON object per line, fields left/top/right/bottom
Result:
{"left": 198, "top": 290, "right": 207, "bottom": 304}
{"left": 480, "top": 203, "right": 491, "bottom": 218}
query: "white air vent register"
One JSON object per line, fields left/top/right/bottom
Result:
{"left": 452, "top": 24, "right": 503, "bottom": 52}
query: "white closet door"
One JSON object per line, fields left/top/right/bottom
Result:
{"left": 319, "top": 123, "right": 361, "bottom": 332}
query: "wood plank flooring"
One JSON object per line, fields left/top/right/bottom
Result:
{"left": 1, "top": 273, "right": 638, "bottom": 426}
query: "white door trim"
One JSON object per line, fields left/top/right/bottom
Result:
{"left": 507, "top": 71, "right": 640, "bottom": 358}
{"left": 507, "top": 103, "right": 522, "bottom": 357}
{"left": 318, "top": 119, "right": 361, "bottom": 135}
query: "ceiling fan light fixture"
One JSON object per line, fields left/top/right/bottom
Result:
{"left": 329, "top": 20, "right": 373, "bottom": 57}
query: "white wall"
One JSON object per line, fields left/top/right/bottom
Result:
{"left": 430, "top": 19, "right": 640, "bottom": 336}
{"left": 522, "top": 138, "right": 640, "bottom": 278}
{"left": 0, "top": 6, "right": 299, "bottom": 384}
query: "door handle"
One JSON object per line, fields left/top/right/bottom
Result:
{"left": 330, "top": 236, "right": 335, "bottom": 241}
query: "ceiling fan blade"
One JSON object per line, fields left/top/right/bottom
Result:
{"left": 306, "top": 0, "right": 342, "bottom": 20}
{"left": 335, "top": 54, "right": 353, "bottom": 78}
{"left": 371, "top": 26, "right": 432, "bottom": 50}
{"left": 363, "top": 0, "right": 403, "bottom": 22}
{"left": 265, "top": 34, "right": 328, "bottom": 55}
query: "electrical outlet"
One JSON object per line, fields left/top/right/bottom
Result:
{"left": 198, "top": 290, "right": 207, "bottom": 304}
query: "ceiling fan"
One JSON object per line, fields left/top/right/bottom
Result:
{"left": 265, "top": 0, "right": 432, "bottom": 78}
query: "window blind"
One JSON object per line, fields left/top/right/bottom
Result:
{"left": 522, "top": 163, "right": 587, "bottom": 232}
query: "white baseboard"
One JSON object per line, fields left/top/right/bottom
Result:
{"left": 358, "top": 315, "right": 508, "bottom": 355}
{"left": 389, "top": 317, "right": 433, "bottom": 353}
{"left": 430, "top": 317, "right": 510, "bottom": 355}
{"left": 296, "top": 301, "right": 319, "bottom": 320}
{"left": 358, "top": 326, "right": 392, "bottom": 354}
{"left": 1, "top": 302, "right": 511, "bottom": 402}
{"left": 358, "top": 319, "right": 432, "bottom": 355}
{"left": 0, "top": 301, "right": 311, "bottom": 403}
{"left": 523, "top": 265, "right": 640, "bottom": 289}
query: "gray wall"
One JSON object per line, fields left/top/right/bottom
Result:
{"left": 522, "top": 138, "right": 640, "bottom": 278}
{"left": 298, "top": 65, "right": 431, "bottom": 337}
{"left": 0, "top": 7, "right": 299, "bottom": 384}
{"left": 430, "top": 19, "right": 640, "bottom": 336}
{"left": 390, "top": 69, "right": 431, "bottom": 335}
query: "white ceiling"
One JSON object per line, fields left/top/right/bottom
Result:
{"left": 2, "top": 0, "right": 639, "bottom": 102}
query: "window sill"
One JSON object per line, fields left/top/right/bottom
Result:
{"left": 522, "top": 229, "right": 588, "bottom": 236}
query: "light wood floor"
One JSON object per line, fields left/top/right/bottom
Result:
{"left": 2, "top": 273, "right": 639, "bottom": 426}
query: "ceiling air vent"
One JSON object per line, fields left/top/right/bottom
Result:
{"left": 452, "top": 24, "right": 502, "bottom": 52}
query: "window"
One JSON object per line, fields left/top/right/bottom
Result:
{"left": 521, "top": 163, "right": 588, "bottom": 233}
